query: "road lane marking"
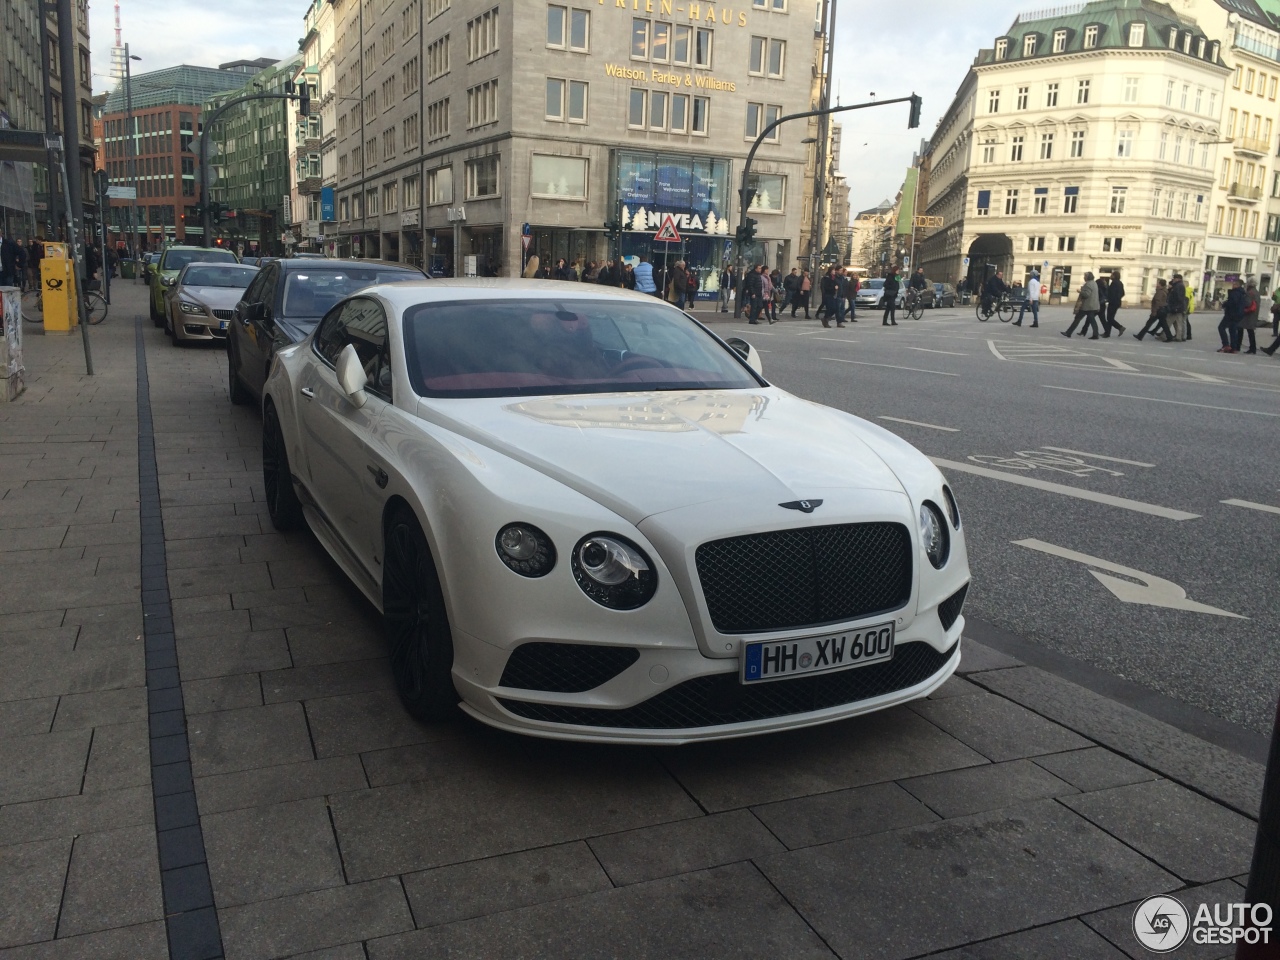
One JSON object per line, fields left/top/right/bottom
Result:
{"left": 1040, "top": 446, "right": 1155, "bottom": 467}
{"left": 1043, "top": 385, "right": 1280, "bottom": 417}
{"left": 930, "top": 456, "right": 1200, "bottom": 521}
{"left": 1100, "top": 356, "right": 1139, "bottom": 372}
{"left": 823, "top": 358, "right": 958, "bottom": 376}
{"left": 811, "top": 337, "right": 859, "bottom": 343}
{"left": 987, "top": 341, "right": 1009, "bottom": 360}
{"left": 1013, "top": 538, "right": 1246, "bottom": 618}
{"left": 878, "top": 417, "right": 959, "bottom": 432}
{"left": 907, "top": 347, "right": 968, "bottom": 357}
{"left": 1221, "top": 499, "right": 1280, "bottom": 516}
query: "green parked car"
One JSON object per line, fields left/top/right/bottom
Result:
{"left": 149, "top": 245, "right": 239, "bottom": 326}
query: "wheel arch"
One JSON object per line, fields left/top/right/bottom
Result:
{"left": 380, "top": 494, "right": 452, "bottom": 612}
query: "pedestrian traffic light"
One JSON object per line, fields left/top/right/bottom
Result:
{"left": 908, "top": 94, "right": 922, "bottom": 129}
{"left": 735, "top": 218, "right": 758, "bottom": 244}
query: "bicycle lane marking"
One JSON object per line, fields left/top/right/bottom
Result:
{"left": 929, "top": 456, "right": 1200, "bottom": 521}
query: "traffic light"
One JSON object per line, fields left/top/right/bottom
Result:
{"left": 299, "top": 83, "right": 311, "bottom": 117}
{"left": 908, "top": 94, "right": 922, "bottom": 129}
{"left": 603, "top": 219, "right": 621, "bottom": 241}
{"left": 735, "top": 217, "right": 758, "bottom": 244}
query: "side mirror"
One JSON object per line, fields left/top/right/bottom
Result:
{"left": 725, "top": 337, "right": 763, "bottom": 376}
{"left": 335, "top": 343, "right": 368, "bottom": 408}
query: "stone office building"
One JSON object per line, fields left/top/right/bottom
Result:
{"left": 331, "top": 0, "right": 818, "bottom": 283}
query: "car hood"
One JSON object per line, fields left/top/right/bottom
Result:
{"left": 178, "top": 286, "right": 245, "bottom": 309}
{"left": 415, "top": 389, "right": 910, "bottom": 524}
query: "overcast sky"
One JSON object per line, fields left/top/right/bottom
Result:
{"left": 89, "top": 0, "right": 1027, "bottom": 213}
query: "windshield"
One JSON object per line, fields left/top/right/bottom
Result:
{"left": 282, "top": 269, "right": 418, "bottom": 317}
{"left": 163, "top": 249, "right": 237, "bottom": 272}
{"left": 403, "top": 298, "right": 762, "bottom": 399}
{"left": 865, "top": 279, "right": 885, "bottom": 290}
{"left": 182, "top": 265, "right": 258, "bottom": 288}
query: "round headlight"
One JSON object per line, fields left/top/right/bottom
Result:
{"left": 919, "top": 502, "right": 949, "bottom": 569}
{"left": 495, "top": 523, "right": 556, "bottom": 578}
{"left": 942, "top": 484, "right": 960, "bottom": 529}
{"left": 571, "top": 533, "right": 657, "bottom": 610}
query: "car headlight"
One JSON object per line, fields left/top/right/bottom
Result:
{"left": 163, "top": 276, "right": 177, "bottom": 286}
{"left": 572, "top": 533, "right": 657, "bottom": 610}
{"left": 495, "top": 523, "right": 556, "bottom": 578}
{"left": 919, "top": 502, "right": 950, "bottom": 569}
{"left": 178, "top": 300, "right": 204, "bottom": 314}
{"left": 942, "top": 484, "right": 961, "bottom": 529}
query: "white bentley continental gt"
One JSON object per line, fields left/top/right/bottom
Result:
{"left": 260, "top": 279, "right": 970, "bottom": 743}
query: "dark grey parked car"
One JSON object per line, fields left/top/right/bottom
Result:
{"left": 932, "top": 282, "right": 958, "bottom": 308}
{"left": 226, "top": 258, "right": 425, "bottom": 406}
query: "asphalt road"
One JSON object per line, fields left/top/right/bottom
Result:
{"left": 701, "top": 300, "right": 1280, "bottom": 734}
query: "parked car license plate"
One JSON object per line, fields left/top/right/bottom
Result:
{"left": 742, "top": 622, "right": 895, "bottom": 684}
{"left": 219, "top": 320, "right": 229, "bottom": 330}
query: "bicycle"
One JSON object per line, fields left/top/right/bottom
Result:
{"left": 903, "top": 289, "right": 926, "bottom": 321}
{"left": 21, "top": 285, "right": 108, "bottom": 326}
{"left": 975, "top": 293, "right": 1016, "bottom": 323}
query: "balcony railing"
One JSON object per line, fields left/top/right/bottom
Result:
{"left": 1234, "top": 33, "right": 1280, "bottom": 65}
{"left": 1234, "top": 135, "right": 1270, "bottom": 156}
{"left": 1228, "top": 182, "right": 1263, "bottom": 201}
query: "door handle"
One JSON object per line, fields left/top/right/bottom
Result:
{"left": 367, "top": 464, "right": 389, "bottom": 489}
{"left": 300, "top": 387, "right": 315, "bottom": 399}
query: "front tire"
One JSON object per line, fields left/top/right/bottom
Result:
{"left": 262, "top": 401, "right": 303, "bottom": 531}
{"left": 227, "top": 341, "right": 250, "bottom": 406}
{"left": 383, "top": 508, "right": 459, "bottom": 722}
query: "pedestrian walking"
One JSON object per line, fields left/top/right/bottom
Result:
{"left": 1062, "top": 271, "right": 1101, "bottom": 338}
{"left": 623, "top": 262, "right": 636, "bottom": 290}
{"left": 1240, "top": 281, "right": 1262, "bottom": 353}
{"left": 522, "top": 254, "right": 541, "bottom": 279}
{"left": 1134, "top": 279, "right": 1171, "bottom": 341}
{"left": 783, "top": 268, "right": 801, "bottom": 316}
{"left": 1165, "top": 274, "right": 1189, "bottom": 341}
{"left": 1217, "top": 278, "right": 1245, "bottom": 353}
{"left": 1101, "top": 271, "right": 1126, "bottom": 336}
{"left": 819, "top": 267, "right": 838, "bottom": 328}
{"left": 28, "top": 238, "right": 43, "bottom": 290}
{"left": 797, "top": 269, "right": 812, "bottom": 318}
{"left": 634, "top": 255, "right": 657, "bottom": 295}
{"left": 13, "top": 240, "right": 29, "bottom": 291}
{"left": 671, "top": 260, "right": 690, "bottom": 309}
{"left": 760, "top": 265, "right": 777, "bottom": 324}
{"left": 882, "top": 269, "right": 901, "bottom": 326}
{"left": 719, "top": 263, "right": 734, "bottom": 312}
{"left": 1014, "top": 272, "right": 1041, "bottom": 327}
{"left": 0, "top": 232, "right": 18, "bottom": 286}
{"left": 1271, "top": 286, "right": 1280, "bottom": 337}
{"left": 834, "top": 268, "right": 850, "bottom": 325}
{"left": 744, "top": 263, "right": 765, "bottom": 324}
{"left": 846, "top": 272, "right": 859, "bottom": 321}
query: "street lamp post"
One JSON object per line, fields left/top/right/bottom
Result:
{"left": 808, "top": 0, "right": 838, "bottom": 276}
{"left": 123, "top": 47, "right": 141, "bottom": 257}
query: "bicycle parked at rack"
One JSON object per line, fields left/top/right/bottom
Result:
{"left": 21, "top": 284, "right": 108, "bottom": 326}
{"left": 975, "top": 293, "right": 1016, "bottom": 323}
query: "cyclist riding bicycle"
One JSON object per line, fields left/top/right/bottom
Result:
{"left": 981, "top": 269, "right": 1009, "bottom": 317}
{"left": 908, "top": 267, "right": 928, "bottom": 294}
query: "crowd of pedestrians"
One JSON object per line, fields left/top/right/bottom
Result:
{"left": 520, "top": 253, "right": 708, "bottom": 310}
{"left": 0, "top": 234, "right": 44, "bottom": 291}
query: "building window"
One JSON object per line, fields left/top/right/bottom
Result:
{"left": 1053, "top": 29, "right": 1066, "bottom": 53}
{"left": 403, "top": 175, "right": 420, "bottom": 209}
{"left": 988, "top": 89, "right": 1000, "bottom": 113}
{"left": 1033, "top": 194, "right": 1047, "bottom": 214}
{"left": 1151, "top": 188, "right": 1161, "bottom": 216}
{"left": 1027, "top": 236, "right": 1045, "bottom": 251}
{"left": 1180, "top": 84, "right": 1188, "bottom": 109}
{"left": 767, "top": 38, "right": 785, "bottom": 77}
{"left": 1077, "top": 79, "right": 1090, "bottom": 104}
{"left": 1005, "top": 189, "right": 1019, "bottom": 215}
{"left": 1116, "top": 130, "right": 1133, "bottom": 157}
{"left": 531, "top": 155, "right": 587, "bottom": 199}
{"left": 670, "top": 93, "right": 689, "bottom": 133}
{"left": 1124, "top": 78, "right": 1138, "bottom": 103}
{"left": 749, "top": 37, "right": 784, "bottom": 77}
{"left": 1063, "top": 186, "right": 1079, "bottom": 213}
{"left": 746, "top": 173, "right": 785, "bottom": 212}
{"left": 630, "top": 18, "right": 649, "bottom": 58}
{"left": 339, "top": 197, "right": 349, "bottom": 221}
{"left": 1102, "top": 236, "right": 1123, "bottom": 252}
{"left": 467, "top": 80, "right": 498, "bottom": 128}
{"left": 1168, "top": 27, "right": 1178, "bottom": 49}
{"left": 981, "top": 140, "right": 995, "bottom": 164}
{"left": 402, "top": 58, "right": 420, "bottom": 94}
{"left": 546, "top": 78, "right": 588, "bottom": 123}
{"left": 402, "top": 114, "right": 420, "bottom": 150}
{"left": 745, "top": 102, "right": 782, "bottom": 141}
{"left": 651, "top": 91, "right": 669, "bottom": 129}
{"left": 1083, "top": 25, "right": 1098, "bottom": 48}
{"left": 1195, "top": 87, "right": 1203, "bottom": 112}
{"left": 1010, "top": 135, "right": 1024, "bottom": 161}
{"left": 547, "top": 6, "right": 589, "bottom": 51}
{"left": 995, "top": 38, "right": 1008, "bottom": 60}
{"left": 1017, "top": 86, "right": 1029, "bottom": 110}
{"left": 976, "top": 189, "right": 991, "bottom": 216}
{"left": 628, "top": 88, "right": 646, "bottom": 127}
{"left": 427, "top": 98, "right": 449, "bottom": 140}
{"left": 382, "top": 182, "right": 397, "bottom": 214}
{"left": 428, "top": 36, "right": 450, "bottom": 81}
{"left": 367, "top": 188, "right": 378, "bottom": 216}
{"left": 1246, "top": 69, "right": 1255, "bottom": 94}
{"left": 1045, "top": 82, "right": 1059, "bottom": 108}
{"left": 695, "top": 28, "right": 713, "bottom": 68}
{"left": 1173, "top": 135, "right": 1182, "bottom": 163}
{"left": 1110, "top": 186, "right": 1126, "bottom": 214}
{"left": 426, "top": 165, "right": 452, "bottom": 204}
{"left": 468, "top": 7, "right": 499, "bottom": 61}
{"left": 691, "top": 96, "right": 709, "bottom": 135}
{"left": 427, "top": 0, "right": 449, "bottom": 17}
{"left": 465, "top": 155, "right": 500, "bottom": 199}
{"left": 1057, "top": 235, "right": 1076, "bottom": 251}
{"left": 1039, "top": 133, "right": 1053, "bottom": 159}
{"left": 1128, "top": 23, "right": 1144, "bottom": 47}
{"left": 1159, "top": 132, "right": 1168, "bottom": 160}
{"left": 381, "top": 126, "right": 396, "bottom": 161}
{"left": 1023, "top": 34, "right": 1037, "bottom": 57}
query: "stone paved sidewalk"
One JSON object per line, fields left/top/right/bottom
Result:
{"left": 0, "top": 281, "right": 1265, "bottom": 960}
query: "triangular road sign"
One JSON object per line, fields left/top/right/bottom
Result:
{"left": 653, "top": 215, "right": 681, "bottom": 243}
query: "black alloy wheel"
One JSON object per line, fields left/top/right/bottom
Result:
{"left": 383, "top": 508, "right": 459, "bottom": 722}
{"left": 262, "top": 401, "right": 303, "bottom": 531}
{"left": 227, "top": 341, "right": 250, "bottom": 406}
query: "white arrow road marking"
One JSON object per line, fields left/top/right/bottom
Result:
{"left": 1221, "top": 498, "right": 1280, "bottom": 516}
{"left": 931, "top": 457, "right": 1200, "bottom": 521}
{"left": 1013, "top": 538, "right": 1247, "bottom": 619}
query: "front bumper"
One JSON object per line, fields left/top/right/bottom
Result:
{"left": 173, "top": 310, "right": 231, "bottom": 341}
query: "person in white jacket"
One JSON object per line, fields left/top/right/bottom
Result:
{"left": 1014, "top": 272, "right": 1041, "bottom": 327}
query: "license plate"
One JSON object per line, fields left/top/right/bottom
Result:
{"left": 219, "top": 320, "right": 228, "bottom": 330}
{"left": 742, "top": 622, "right": 895, "bottom": 684}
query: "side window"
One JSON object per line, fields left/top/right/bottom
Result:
{"left": 242, "top": 269, "right": 270, "bottom": 306}
{"left": 314, "top": 298, "right": 392, "bottom": 400}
